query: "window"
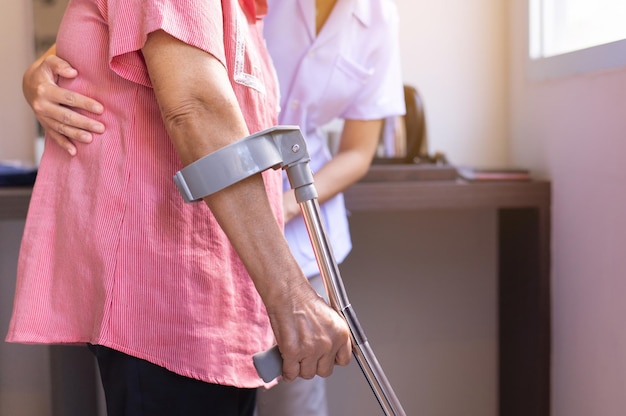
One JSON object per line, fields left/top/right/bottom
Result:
{"left": 528, "top": 0, "right": 626, "bottom": 79}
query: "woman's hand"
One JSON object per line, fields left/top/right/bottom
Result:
{"left": 23, "top": 48, "right": 105, "bottom": 156}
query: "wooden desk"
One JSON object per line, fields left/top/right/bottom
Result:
{"left": 0, "top": 167, "right": 551, "bottom": 416}
{"left": 344, "top": 166, "right": 551, "bottom": 416}
{"left": 0, "top": 187, "right": 32, "bottom": 221}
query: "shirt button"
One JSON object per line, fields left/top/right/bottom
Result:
{"left": 290, "top": 100, "right": 300, "bottom": 109}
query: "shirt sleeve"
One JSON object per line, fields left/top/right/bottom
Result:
{"left": 341, "top": 1, "right": 405, "bottom": 120}
{"left": 102, "top": 0, "right": 226, "bottom": 87}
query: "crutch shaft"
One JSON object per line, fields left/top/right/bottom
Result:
{"left": 299, "top": 198, "right": 406, "bottom": 416}
{"left": 173, "top": 126, "right": 406, "bottom": 416}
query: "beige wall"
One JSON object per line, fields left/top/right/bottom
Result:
{"left": 509, "top": 2, "right": 626, "bottom": 416}
{"left": 397, "top": 0, "right": 510, "bottom": 167}
{"left": 0, "top": 2, "right": 36, "bottom": 163}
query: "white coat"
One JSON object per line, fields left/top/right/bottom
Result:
{"left": 264, "top": 0, "right": 406, "bottom": 277}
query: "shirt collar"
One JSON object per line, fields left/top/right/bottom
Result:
{"left": 352, "top": 0, "right": 372, "bottom": 27}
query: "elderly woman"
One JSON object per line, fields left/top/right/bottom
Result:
{"left": 19, "top": 0, "right": 404, "bottom": 415}
{"left": 8, "top": 1, "right": 351, "bottom": 415}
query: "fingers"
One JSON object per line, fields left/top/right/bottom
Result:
{"left": 47, "top": 90, "right": 105, "bottom": 142}
{"left": 299, "top": 356, "right": 320, "bottom": 380}
{"left": 37, "top": 55, "right": 104, "bottom": 117}
{"left": 25, "top": 53, "right": 105, "bottom": 156}
{"left": 57, "top": 105, "right": 105, "bottom": 138}
{"left": 273, "top": 304, "right": 352, "bottom": 382}
{"left": 281, "top": 356, "right": 301, "bottom": 382}
{"left": 265, "top": 278, "right": 353, "bottom": 383}
{"left": 275, "top": 335, "right": 312, "bottom": 382}
{"left": 35, "top": 83, "right": 104, "bottom": 123}
{"left": 334, "top": 336, "right": 352, "bottom": 367}
{"left": 59, "top": 88, "right": 104, "bottom": 117}
{"left": 35, "top": 92, "right": 105, "bottom": 156}
{"left": 47, "top": 129, "right": 78, "bottom": 157}
{"left": 38, "top": 108, "right": 105, "bottom": 156}
{"left": 280, "top": 334, "right": 351, "bottom": 382}
{"left": 38, "top": 109, "right": 105, "bottom": 156}
{"left": 44, "top": 54, "right": 79, "bottom": 79}
{"left": 313, "top": 329, "right": 352, "bottom": 378}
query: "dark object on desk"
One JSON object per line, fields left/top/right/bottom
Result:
{"left": 458, "top": 166, "right": 531, "bottom": 182}
{"left": 373, "top": 85, "right": 452, "bottom": 169}
{"left": 0, "top": 163, "right": 38, "bottom": 186}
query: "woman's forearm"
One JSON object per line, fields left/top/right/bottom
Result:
{"left": 142, "top": 29, "right": 351, "bottom": 380}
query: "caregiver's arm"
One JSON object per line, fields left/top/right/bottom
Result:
{"left": 283, "top": 118, "right": 382, "bottom": 223}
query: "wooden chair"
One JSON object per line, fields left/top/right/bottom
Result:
{"left": 374, "top": 84, "right": 428, "bottom": 164}
{"left": 403, "top": 84, "right": 427, "bottom": 163}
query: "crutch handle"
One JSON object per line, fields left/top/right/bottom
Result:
{"left": 253, "top": 345, "right": 283, "bottom": 382}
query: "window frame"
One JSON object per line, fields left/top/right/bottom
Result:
{"left": 527, "top": 0, "right": 626, "bottom": 80}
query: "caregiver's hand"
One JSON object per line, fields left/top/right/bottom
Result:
{"left": 23, "top": 48, "right": 105, "bottom": 156}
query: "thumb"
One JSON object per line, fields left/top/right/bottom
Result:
{"left": 45, "top": 55, "right": 79, "bottom": 80}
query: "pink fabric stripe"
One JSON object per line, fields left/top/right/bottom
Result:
{"left": 7, "top": 0, "right": 280, "bottom": 388}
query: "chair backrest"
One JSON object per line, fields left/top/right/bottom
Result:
{"left": 403, "top": 84, "right": 427, "bottom": 163}
{"left": 374, "top": 84, "right": 427, "bottom": 164}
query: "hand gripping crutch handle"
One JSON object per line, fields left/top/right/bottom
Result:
{"left": 174, "top": 126, "right": 406, "bottom": 416}
{"left": 252, "top": 300, "right": 369, "bottom": 383}
{"left": 253, "top": 345, "right": 283, "bottom": 382}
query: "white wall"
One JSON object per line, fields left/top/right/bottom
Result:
{"left": 509, "top": 3, "right": 626, "bottom": 416}
{"left": 0, "top": 1, "right": 36, "bottom": 163}
{"left": 397, "top": 0, "right": 510, "bottom": 167}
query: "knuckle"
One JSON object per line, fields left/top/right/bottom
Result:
{"left": 63, "top": 90, "right": 77, "bottom": 106}
{"left": 62, "top": 111, "right": 73, "bottom": 125}
{"left": 317, "top": 368, "right": 332, "bottom": 378}
{"left": 34, "top": 83, "right": 48, "bottom": 98}
{"left": 31, "top": 100, "right": 45, "bottom": 115}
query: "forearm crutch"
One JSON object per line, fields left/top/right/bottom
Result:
{"left": 173, "top": 126, "right": 406, "bottom": 416}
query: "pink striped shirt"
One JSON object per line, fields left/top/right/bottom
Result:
{"left": 6, "top": 0, "right": 280, "bottom": 388}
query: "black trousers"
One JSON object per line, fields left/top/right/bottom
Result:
{"left": 88, "top": 344, "right": 256, "bottom": 416}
